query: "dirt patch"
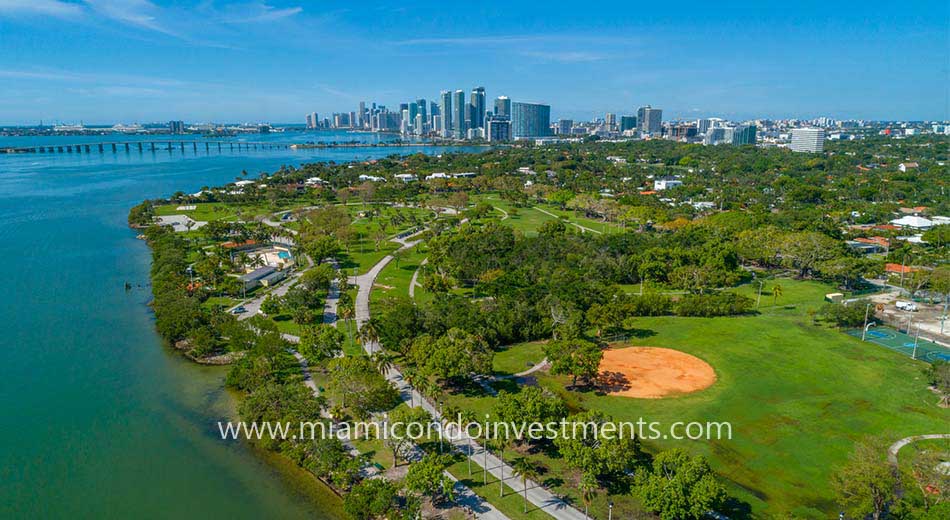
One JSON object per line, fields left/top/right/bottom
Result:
{"left": 598, "top": 347, "right": 716, "bottom": 398}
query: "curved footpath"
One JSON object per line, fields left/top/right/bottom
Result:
{"left": 355, "top": 232, "right": 588, "bottom": 520}
{"left": 235, "top": 223, "right": 509, "bottom": 518}
{"left": 887, "top": 434, "right": 950, "bottom": 466}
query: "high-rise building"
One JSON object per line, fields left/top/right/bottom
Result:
{"left": 169, "top": 120, "right": 185, "bottom": 134}
{"left": 703, "top": 127, "right": 726, "bottom": 145}
{"left": 605, "top": 113, "right": 617, "bottom": 130}
{"left": 440, "top": 91, "right": 452, "bottom": 138}
{"left": 557, "top": 119, "right": 573, "bottom": 135}
{"left": 453, "top": 90, "right": 467, "bottom": 139}
{"left": 408, "top": 102, "right": 419, "bottom": 131}
{"left": 731, "top": 124, "right": 757, "bottom": 145}
{"left": 697, "top": 118, "right": 712, "bottom": 134}
{"left": 486, "top": 115, "right": 511, "bottom": 142}
{"left": 305, "top": 113, "right": 319, "bottom": 129}
{"left": 637, "top": 106, "right": 662, "bottom": 134}
{"left": 620, "top": 115, "right": 637, "bottom": 132}
{"left": 790, "top": 128, "right": 825, "bottom": 153}
{"left": 494, "top": 96, "right": 511, "bottom": 117}
{"left": 358, "top": 102, "right": 366, "bottom": 128}
{"left": 511, "top": 102, "right": 552, "bottom": 138}
{"left": 471, "top": 87, "right": 486, "bottom": 129}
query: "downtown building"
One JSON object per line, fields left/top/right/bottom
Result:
{"left": 510, "top": 102, "right": 551, "bottom": 138}
{"left": 486, "top": 114, "right": 511, "bottom": 142}
{"left": 637, "top": 105, "right": 662, "bottom": 135}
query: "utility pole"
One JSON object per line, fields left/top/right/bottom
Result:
{"left": 757, "top": 279, "right": 765, "bottom": 308}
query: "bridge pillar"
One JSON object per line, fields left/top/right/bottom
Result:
{"left": 85, "top": 145, "right": 91, "bottom": 153}
{"left": 112, "top": 143, "right": 117, "bottom": 152}
{"left": 192, "top": 142, "right": 197, "bottom": 152}
{"left": 150, "top": 143, "right": 155, "bottom": 152}
{"left": 98, "top": 144, "right": 104, "bottom": 153}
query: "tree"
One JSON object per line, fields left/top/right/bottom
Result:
{"left": 492, "top": 387, "right": 566, "bottom": 444}
{"left": 923, "top": 360, "right": 950, "bottom": 407}
{"left": 324, "top": 357, "right": 400, "bottom": 419}
{"left": 408, "top": 328, "right": 493, "bottom": 384}
{"left": 299, "top": 324, "right": 345, "bottom": 363}
{"left": 831, "top": 438, "right": 898, "bottom": 520}
{"left": 543, "top": 338, "right": 603, "bottom": 388}
{"left": 554, "top": 410, "right": 642, "bottom": 479}
{"left": 260, "top": 294, "right": 282, "bottom": 316}
{"left": 385, "top": 406, "right": 430, "bottom": 467}
{"left": 511, "top": 457, "right": 542, "bottom": 513}
{"left": 370, "top": 350, "right": 395, "bottom": 376}
{"left": 636, "top": 448, "right": 727, "bottom": 520}
{"left": 579, "top": 472, "right": 598, "bottom": 520}
{"left": 404, "top": 454, "right": 455, "bottom": 504}
{"left": 342, "top": 479, "right": 399, "bottom": 520}
{"left": 779, "top": 231, "right": 839, "bottom": 278}
{"left": 771, "top": 283, "right": 784, "bottom": 305}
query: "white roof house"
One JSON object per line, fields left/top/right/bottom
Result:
{"left": 234, "top": 180, "right": 255, "bottom": 187}
{"left": 426, "top": 172, "right": 450, "bottom": 180}
{"left": 394, "top": 173, "right": 417, "bottom": 182}
{"left": 889, "top": 215, "right": 934, "bottom": 229}
{"left": 358, "top": 174, "right": 385, "bottom": 182}
{"left": 654, "top": 177, "right": 683, "bottom": 191}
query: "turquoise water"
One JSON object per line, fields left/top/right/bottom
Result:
{"left": 0, "top": 131, "right": 481, "bottom": 518}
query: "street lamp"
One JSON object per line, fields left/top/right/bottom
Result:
{"left": 756, "top": 279, "right": 765, "bottom": 308}
{"left": 861, "top": 303, "right": 871, "bottom": 341}
{"left": 608, "top": 501, "right": 614, "bottom": 520}
{"left": 912, "top": 325, "right": 921, "bottom": 360}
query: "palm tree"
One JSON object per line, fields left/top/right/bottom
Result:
{"left": 370, "top": 351, "right": 395, "bottom": 376}
{"left": 338, "top": 303, "right": 355, "bottom": 351}
{"left": 458, "top": 409, "right": 478, "bottom": 476}
{"left": 497, "top": 436, "right": 511, "bottom": 498}
{"left": 511, "top": 457, "right": 541, "bottom": 513}
{"left": 359, "top": 318, "right": 380, "bottom": 346}
{"left": 772, "top": 283, "right": 784, "bottom": 305}
{"left": 402, "top": 368, "right": 419, "bottom": 407}
{"left": 579, "top": 472, "right": 598, "bottom": 520}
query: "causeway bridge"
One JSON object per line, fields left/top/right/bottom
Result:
{"left": 0, "top": 140, "right": 291, "bottom": 155}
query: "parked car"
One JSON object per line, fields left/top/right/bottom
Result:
{"left": 895, "top": 301, "right": 918, "bottom": 312}
{"left": 231, "top": 306, "right": 247, "bottom": 314}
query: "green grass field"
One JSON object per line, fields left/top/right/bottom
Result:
{"left": 492, "top": 341, "right": 546, "bottom": 376}
{"left": 531, "top": 278, "right": 948, "bottom": 517}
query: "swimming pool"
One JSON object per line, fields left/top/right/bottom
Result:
{"left": 277, "top": 251, "right": 292, "bottom": 260}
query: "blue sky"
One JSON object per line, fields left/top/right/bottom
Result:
{"left": 0, "top": 1, "right": 947, "bottom": 124}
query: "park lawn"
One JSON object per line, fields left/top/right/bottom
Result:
{"left": 534, "top": 204, "right": 623, "bottom": 235}
{"left": 271, "top": 314, "right": 302, "bottom": 336}
{"left": 493, "top": 341, "right": 546, "bottom": 376}
{"left": 202, "top": 295, "right": 239, "bottom": 311}
{"left": 481, "top": 197, "right": 556, "bottom": 236}
{"left": 371, "top": 244, "right": 428, "bottom": 312}
{"left": 532, "top": 294, "right": 948, "bottom": 517}
{"left": 340, "top": 239, "right": 399, "bottom": 275}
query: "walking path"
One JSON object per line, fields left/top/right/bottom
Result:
{"left": 408, "top": 258, "right": 428, "bottom": 298}
{"left": 887, "top": 433, "right": 950, "bottom": 465}
{"left": 533, "top": 206, "right": 602, "bottom": 234}
{"left": 354, "top": 236, "right": 587, "bottom": 520}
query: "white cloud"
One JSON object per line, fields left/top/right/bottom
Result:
{"left": 83, "top": 0, "right": 176, "bottom": 36}
{"left": 0, "top": 0, "right": 85, "bottom": 18}
{"left": 223, "top": 2, "right": 302, "bottom": 24}
{"left": 519, "top": 50, "right": 606, "bottom": 63}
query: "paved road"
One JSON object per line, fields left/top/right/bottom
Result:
{"left": 354, "top": 237, "right": 586, "bottom": 520}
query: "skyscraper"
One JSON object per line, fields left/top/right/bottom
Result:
{"left": 697, "top": 118, "right": 712, "bottom": 134}
{"left": 731, "top": 124, "right": 757, "bottom": 145}
{"left": 305, "top": 112, "right": 319, "bottom": 129}
{"left": 453, "top": 90, "right": 467, "bottom": 139}
{"left": 358, "top": 101, "right": 366, "bottom": 128}
{"left": 605, "top": 113, "right": 617, "bottom": 130}
{"left": 486, "top": 114, "right": 511, "bottom": 142}
{"left": 494, "top": 96, "right": 511, "bottom": 117}
{"left": 620, "top": 115, "right": 637, "bottom": 132}
{"left": 790, "top": 128, "right": 825, "bottom": 152}
{"left": 557, "top": 119, "right": 573, "bottom": 135}
{"left": 511, "top": 102, "right": 552, "bottom": 138}
{"left": 440, "top": 90, "right": 452, "bottom": 138}
{"left": 637, "top": 106, "right": 662, "bottom": 134}
{"left": 471, "top": 87, "right": 486, "bottom": 129}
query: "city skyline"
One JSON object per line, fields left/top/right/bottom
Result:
{"left": 0, "top": 1, "right": 947, "bottom": 124}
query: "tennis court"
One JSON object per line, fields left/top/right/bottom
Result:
{"left": 846, "top": 326, "right": 950, "bottom": 362}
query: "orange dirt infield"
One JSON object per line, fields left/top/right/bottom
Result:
{"left": 598, "top": 347, "right": 716, "bottom": 399}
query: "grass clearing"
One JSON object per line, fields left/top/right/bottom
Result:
{"left": 532, "top": 278, "right": 948, "bottom": 516}
{"left": 492, "top": 341, "right": 546, "bottom": 376}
